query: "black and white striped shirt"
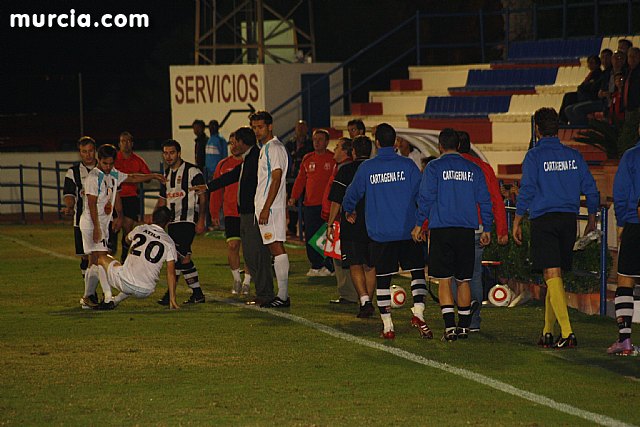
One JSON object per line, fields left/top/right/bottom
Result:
{"left": 160, "top": 161, "right": 205, "bottom": 224}
{"left": 63, "top": 162, "right": 95, "bottom": 226}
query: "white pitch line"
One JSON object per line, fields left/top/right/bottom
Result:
{"left": 0, "top": 234, "right": 77, "bottom": 261}
{"left": 234, "top": 301, "right": 635, "bottom": 427}
{"left": 6, "top": 236, "right": 634, "bottom": 427}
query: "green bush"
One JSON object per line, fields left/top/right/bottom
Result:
{"left": 482, "top": 216, "right": 612, "bottom": 293}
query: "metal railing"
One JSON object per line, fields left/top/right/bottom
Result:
{"left": 0, "top": 162, "right": 165, "bottom": 223}
{"left": 0, "top": 163, "right": 63, "bottom": 221}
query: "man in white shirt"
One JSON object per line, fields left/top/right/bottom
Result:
{"left": 250, "top": 110, "right": 291, "bottom": 308}
{"left": 79, "top": 144, "right": 164, "bottom": 309}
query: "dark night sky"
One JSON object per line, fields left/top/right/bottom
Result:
{"left": 0, "top": 0, "right": 504, "bottom": 147}
{"left": 1, "top": 0, "right": 505, "bottom": 111}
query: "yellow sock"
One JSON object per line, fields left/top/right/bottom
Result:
{"left": 546, "top": 277, "right": 573, "bottom": 338}
{"left": 543, "top": 287, "right": 556, "bottom": 335}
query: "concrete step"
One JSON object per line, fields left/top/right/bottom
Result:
{"left": 351, "top": 102, "right": 383, "bottom": 116}
{"left": 368, "top": 91, "right": 430, "bottom": 115}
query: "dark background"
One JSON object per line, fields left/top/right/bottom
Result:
{"left": 1, "top": 0, "right": 638, "bottom": 150}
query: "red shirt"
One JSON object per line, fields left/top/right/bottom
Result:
{"left": 209, "top": 156, "right": 242, "bottom": 218}
{"left": 609, "top": 90, "right": 625, "bottom": 123}
{"left": 462, "top": 153, "right": 508, "bottom": 238}
{"left": 115, "top": 152, "right": 151, "bottom": 197}
{"left": 291, "top": 151, "right": 335, "bottom": 207}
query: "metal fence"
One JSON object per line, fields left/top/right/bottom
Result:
{"left": 0, "top": 162, "right": 165, "bottom": 222}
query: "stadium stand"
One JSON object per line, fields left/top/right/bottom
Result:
{"left": 498, "top": 37, "right": 603, "bottom": 65}
{"left": 331, "top": 33, "right": 639, "bottom": 172}
{"left": 535, "top": 65, "right": 589, "bottom": 94}
{"left": 410, "top": 96, "right": 512, "bottom": 118}
{"left": 449, "top": 68, "right": 558, "bottom": 95}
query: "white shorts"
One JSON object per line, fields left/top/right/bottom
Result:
{"left": 257, "top": 208, "right": 286, "bottom": 245}
{"left": 80, "top": 222, "right": 110, "bottom": 254}
{"left": 106, "top": 261, "right": 154, "bottom": 298}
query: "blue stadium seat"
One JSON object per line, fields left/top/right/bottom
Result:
{"left": 411, "top": 95, "right": 512, "bottom": 119}
{"left": 506, "top": 37, "right": 603, "bottom": 62}
{"left": 449, "top": 68, "right": 558, "bottom": 92}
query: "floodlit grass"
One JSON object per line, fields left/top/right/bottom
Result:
{"left": 0, "top": 224, "right": 639, "bottom": 426}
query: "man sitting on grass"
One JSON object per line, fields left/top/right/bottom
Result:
{"left": 80, "top": 206, "right": 179, "bottom": 310}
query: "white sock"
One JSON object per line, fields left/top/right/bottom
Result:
{"left": 381, "top": 313, "right": 394, "bottom": 333}
{"left": 411, "top": 303, "right": 425, "bottom": 321}
{"left": 360, "top": 295, "right": 370, "bottom": 306}
{"left": 114, "top": 293, "right": 129, "bottom": 306}
{"left": 231, "top": 268, "right": 241, "bottom": 283}
{"left": 273, "top": 253, "right": 289, "bottom": 300}
{"left": 243, "top": 273, "right": 251, "bottom": 285}
{"left": 83, "top": 265, "right": 99, "bottom": 298}
{"left": 97, "top": 265, "right": 113, "bottom": 303}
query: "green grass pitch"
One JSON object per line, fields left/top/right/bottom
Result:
{"left": 0, "top": 224, "right": 639, "bottom": 426}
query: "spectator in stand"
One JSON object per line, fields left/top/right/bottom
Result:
{"left": 451, "top": 131, "right": 508, "bottom": 333}
{"left": 324, "top": 137, "right": 359, "bottom": 305}
{"left": 347, "top": 119, "right": 366, "bottom": 139}
{"left": 112, "top": 131, "right": 152, "bottom": 262}
{"left": 395, "top": 136, "right": 426, "bottom": 171}
{"left": 623, "top": 47, "right": 640, "bottom": 115}
{"left": 209, "top": 132, "right": 251, "bottom": 295}
{"left": 597, "top": 49, "right": 614, "bottom": 110}
{"left": 327, "top": 135, "right": 377, "bottom": 317}
{"left": 563, "top": 55, "right": 605, "bottom": 125}
{"left": 192, "top": 119, "right": 208, "bottom": 172}
{"left": 285, "top": 120, "right": 313, "bottom": 236}
{"left": 289, "top": 129, "right": 336, "bottom": 276}
{"left": 618, "top": 39, "right": 633, "bottom": 57}
{"left": 609, "top": 72, "right": 627, "bottom": 122}
{"left": 600, "top": 50, "right": 626, "bottom": 117}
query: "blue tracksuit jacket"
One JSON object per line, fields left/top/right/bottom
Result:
{"left": 613, "top": 140, "right": 640, "bottom": 226}
{"left": 415, "top": 152, "right": 493, "bottom": 231}
{"left": 342, "top": 146, "right": 421, "bottom": 242}
{"left": 516, "top": 136, "right": 599, "bottom": 219}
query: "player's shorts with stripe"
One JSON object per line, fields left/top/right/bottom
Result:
{"left": 428, "top": 227, "right": 475, "bottom": 280}
{"left": 80, "top": 222, "right": 110, "bottom": 254}
{"left": 369, "top": 239, "right": 424, "bottom": 276}
{"left": 168, "top": 221, "right": 196, "bottom": 258}
{"left": 530, "top": 212, "right": 576, "bottom": 272}
{"left": 618, "top": 222, "right": 640, "bottom": 277}
{"left": 106, "top": 260, "right": 153, "bottom": 298}
{"left": 258, "top": 208, "right": 286, "bottom": 245}
{"left": 120, "top": 196, "right": 141, "bottom": 221}
{"left": 342, "top": 239, "right": 372, "bottom": 267}
{"left": 74, "top": 226, "right": 85, "bottom": 256}
{"left": 224, "top": 216, "right": 241, "bottom": 241}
